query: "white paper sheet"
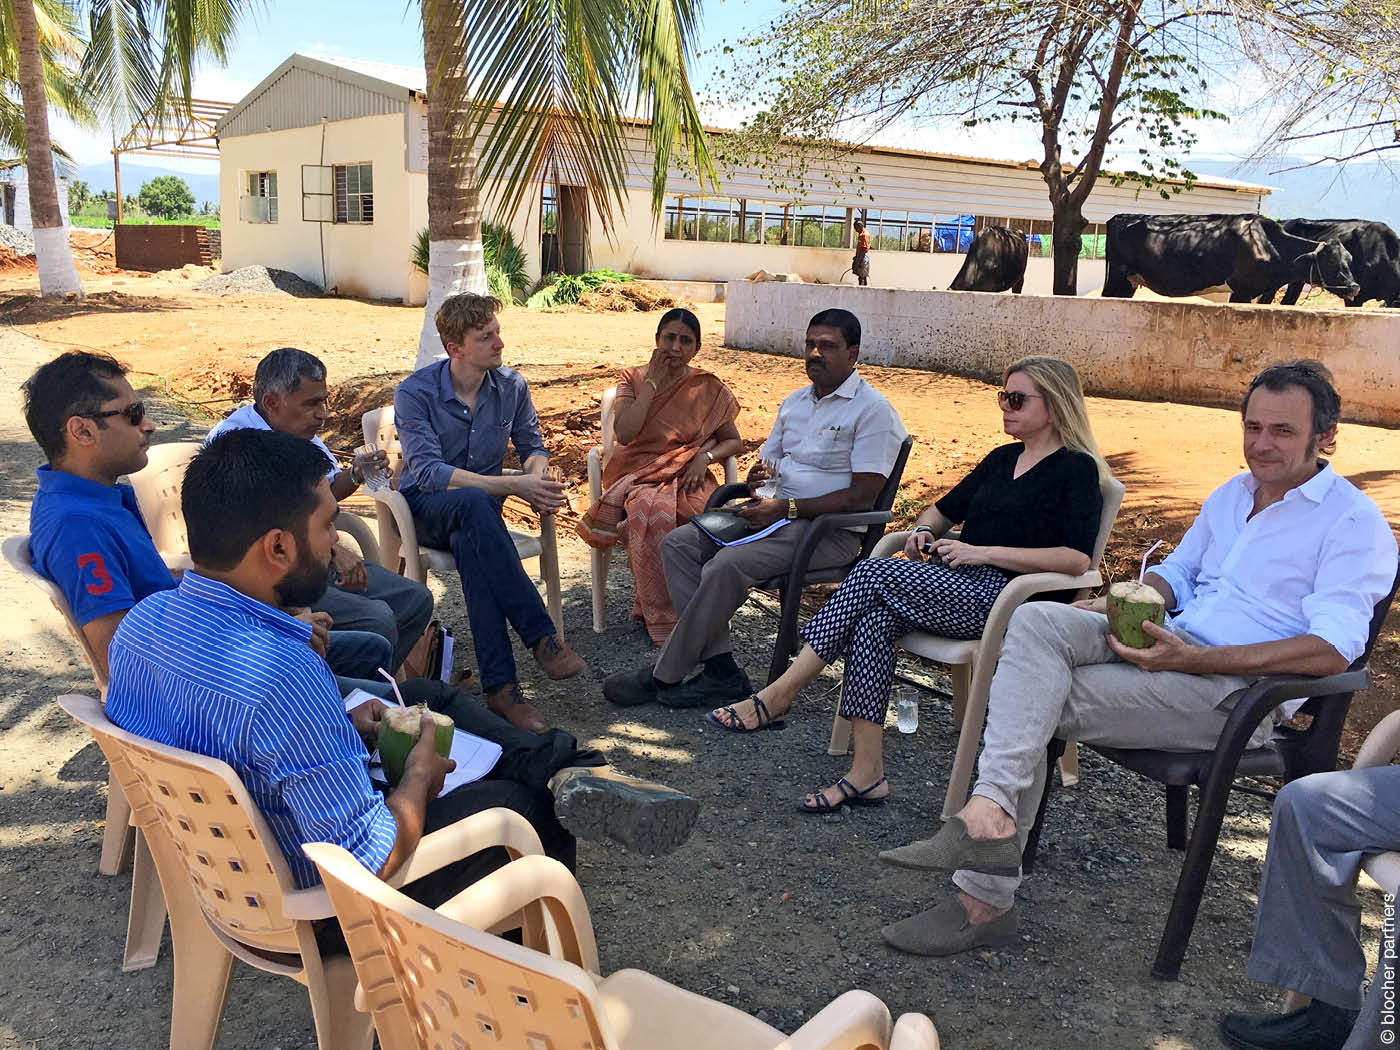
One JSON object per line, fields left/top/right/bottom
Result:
{"left": 343, "top": 689, "right": 502, "bottom": 796}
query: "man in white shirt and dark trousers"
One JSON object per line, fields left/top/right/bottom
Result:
{"left": 604, "top": 308, "right": 908, "bottom": 710}
{"left": 877, "top": 360, "right": 1398, "bottom": 971}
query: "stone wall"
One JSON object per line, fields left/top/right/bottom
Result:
{"left": 724, "top": 282, "right": 1400, "bottom": 426}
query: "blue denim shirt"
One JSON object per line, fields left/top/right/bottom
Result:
{"left": 393, "top": 361, "right": 548, "bottom": 493}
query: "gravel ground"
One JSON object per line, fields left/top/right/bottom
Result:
{"left": 196, "top": 264, "right": 323, "bottom": 297}
{"left": 0, "top": 225, "right": 35, "bottom": 256}
{"left": 0, "top": 322, "right": 1389, "bottom": 1049}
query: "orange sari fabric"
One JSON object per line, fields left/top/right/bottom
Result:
{"left": 577, "top": 367, "right": 739, "bottom": 643}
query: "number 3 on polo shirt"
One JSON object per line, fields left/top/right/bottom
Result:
{"left": 77, "top": 552, "right": 114, "bottom": 595}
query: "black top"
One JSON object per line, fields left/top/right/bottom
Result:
{"left": 934, "top": 443, "right": 1103, "bottom": 561}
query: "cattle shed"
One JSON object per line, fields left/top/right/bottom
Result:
{"left": 217, "top": 52, "right": 1271, "bottom": 302}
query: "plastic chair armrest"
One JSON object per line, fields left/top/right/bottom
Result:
{"left": 775, "top": 989, "right": 894, "bottom": 1050}
{"left": 588, "top": 447, "right": 603, "bottom": 502}
{"left": 871, "top": 530, "right": 911, "bottom": 559}
{"left": 279, "top": 885, "right": 336, "bottom": 921}
{"left": 706, "top": 482, "right": 751, "bottom": 510}
{"left": 785, "top": 510, "right": 892, "bottom": 584}
{"left": 162, "top": 553, "right": 194, "bottom": 573}
{"left": 1355, "top": 709, "right": 1400, "bottom": 770}
{"left": 437, "top": 854, "right": 599, "bottom": 973}
{"left": 385, "top": 808, "right": 545, "bottom": 888}
{"left": 368, "top": 488, "right": 421, "bottom": 573}
{"left": 889, "top": 1013, "right": 941, "bottom": 1050}
{"left": 722, "top": 456, "right": 738, "bottom": 485}
{"left": 973, "top": 569, "right": 1101, "bottom": 659}
{"left": 334, "top": 510, "right": 381, "bottom": 565}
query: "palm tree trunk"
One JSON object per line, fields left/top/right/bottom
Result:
{"left": 416, "top": 0, "right": 487, "bottom": 369}
{"left": 13, "top": 0, "right": 84, "bottom": 298}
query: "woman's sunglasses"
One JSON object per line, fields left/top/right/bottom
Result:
{"left": 83, "top": 401, "right": 146, "bottom": 426}
{"left": 996, "top": 390, "right": 1042, "bottom": 411}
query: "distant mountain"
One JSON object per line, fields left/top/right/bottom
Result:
{"left": 70, "top": 161, "right": 220, "bottom": 209}
{"left": 1186, "top": 156, "right": 1400, "bottom": 229}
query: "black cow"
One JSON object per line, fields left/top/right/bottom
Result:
{"left": 1258, "top": 219, "right": 1400, "bottom": 307}
{"left": 1103, "top": 213, "right": 1360, "bottom": 304}
{"left": 949, "top": 226, "right": 1029, "bottom": 293}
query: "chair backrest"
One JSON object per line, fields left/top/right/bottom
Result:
{"left": 1089, "top": 475, "right": 1127, "bottom": 567}
{"left": 5, "top": 534, "right": 109, "bottom": 692}
{"left": 58, "top": 693, "right": 307, "bottom": 955}
{"left": 127, "top": 441, "right": 202, "bottom": 563}
{"left": 599, "top": 386, "right": 619, "bottom": 465}
{"left": 362, "top": 406, "right": 407, "bottom": 486}
{"left": 308, "top": 843, "right": 616, "bottom": 1050}
{"left": 858, "top": 435, "right": 915, "bottom": 558}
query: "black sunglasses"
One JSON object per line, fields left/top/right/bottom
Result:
{"left": 83, "top": 401, "right": 146, "bottom": 426}
{"left": 996, "top": 390, "right": 1043, "bottom": 410}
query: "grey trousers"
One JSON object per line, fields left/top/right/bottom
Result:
{"left": 653, "top": 520, "right": 863, "bottom": 684}
{"left": 956, "top": 601, "right": 1266, "bottom": 909}
{"left": 1247, "top": 767, "right": 1400, "bottom": 1028}
{"left": 313, "top": 561, "right": 435, "bottom": 672}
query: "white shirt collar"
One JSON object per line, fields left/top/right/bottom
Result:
{"left": 1239, "top": 460, "right": 1337, "bottom": 505}
{"left": 805, "top": 369, "right": 864, "bottom": 403}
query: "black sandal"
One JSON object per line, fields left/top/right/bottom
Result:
{"left": 796, "top": 776, "right": 889, "bottom": 814}
{"left": 705, "top": 694, "right": 787, "bottom": 732}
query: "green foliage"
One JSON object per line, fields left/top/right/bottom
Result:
{"left": 67, "top": 179, "right": 90, "bottom": 213}
{"left": 526, "top": 269, "right": 634, "bottom": 309}
{"left": 413, "top": 223, "right": 531, "bottom": 304}
{"left": 136, "top": 175, "right": 194, "bottom": 218}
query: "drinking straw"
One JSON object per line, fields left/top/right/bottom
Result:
{"left": 377, "top": 668, "right": 406, "bottom": 706}
{"left": 1138, "top": 540, "right": 1164, "bottom": 583}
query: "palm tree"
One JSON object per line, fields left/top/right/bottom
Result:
{"left": 0, "top": 0, "right": 92, "bottom": 163}
{"left": 414, "top": 0, "right": 714, "bottom": 366}
{"left": 13, "top": 0, "right": 252, "bottom": 297}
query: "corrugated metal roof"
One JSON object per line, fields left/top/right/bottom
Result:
{"left": 216, "top": 53, "right": 425, "bottom": 139}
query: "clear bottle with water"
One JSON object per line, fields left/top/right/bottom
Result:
{"left": 894, "top": 686, "right": 920, "bottom": 734}
{"left": 355, "top": 442, "right": 390, "bottom": 493}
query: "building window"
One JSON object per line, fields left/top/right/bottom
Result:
{"left": 241, "top": 171, "right": 277, "bottom": 223}
{"left": 334, "top": 163, "right": 373, "bottom": 224}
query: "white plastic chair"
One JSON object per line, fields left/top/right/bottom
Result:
{"left": 60, "top": 694, "right": 544, "bottom": 1050}
{"left": 307, "top": 840, "right": 941, "bottom": 1050}
{"left": 829, "top": 475, "right": 1125, "bottom": 819}
{"left": 3, "top": 534, "right": 160, "bottom": 973}
{"left": 586, "top": 385, "right": 738, "bottom": 633}
{"left": 360, "top": 406, "right": 563, "bottom": 639}
{"left": 129, "top": 440, "right": 381, "bottom": 571}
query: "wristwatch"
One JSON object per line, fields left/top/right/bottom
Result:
{"left": 786, "top": 497, "right": 799, "bottom": 520}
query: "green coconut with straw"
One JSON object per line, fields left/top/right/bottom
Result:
{"left": 1107, "top": 581, "right": 1167, "bottom": 648}
{"left": 377, "top": 705, "right": 454, "bottom": 784}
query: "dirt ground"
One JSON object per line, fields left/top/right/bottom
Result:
{"left": 2, "top": 269, "right": 1397, "bottom": 1049}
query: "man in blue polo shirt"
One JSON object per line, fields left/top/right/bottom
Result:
{"left": 21, "top": 350, "right": 401, "bottom": 682}
{"left": 207, "top": 347, "right": 433, "bottom": 676}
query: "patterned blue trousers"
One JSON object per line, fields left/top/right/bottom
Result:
{"left": 801, "top": 556, "right": 1009, "bottom": 723}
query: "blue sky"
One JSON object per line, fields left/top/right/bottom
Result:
{"left": 48, "top": 0, "right": 1397, "bottom": 222}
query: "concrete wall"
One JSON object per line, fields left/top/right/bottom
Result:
{"left": 219, "top": 113, "right": 421, "bottom": 302}
{"left": 724, "top": 281, "right": 1400, "bottom": 426}
{"left": 3, "top": 172, "right": 70, "bottom": 231}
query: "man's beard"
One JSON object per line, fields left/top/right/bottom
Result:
{"left": 274, "top": 546, "right": 333, "bottom": 608}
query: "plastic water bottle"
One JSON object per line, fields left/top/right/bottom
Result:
{"left": 356, "top": 442, "right": 389, "bottom": 493}
{"left": 894, "top": 687, "right": 919, "bottom": 734}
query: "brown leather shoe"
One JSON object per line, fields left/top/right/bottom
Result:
{"left": 486, "top": 683, "right": 548, "bottom": 733}
{"left": 532, "top": 634, "right": 586, "bottom": 680}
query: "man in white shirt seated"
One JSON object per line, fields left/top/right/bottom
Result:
{"left": 603, "top": 308, "right": 908, "bottom": 710}
{"left": 207, "top": 347, "right": 434, "bottom": 677}
{"left": 877, "top": 360, "right": 1398, "bottom": 960}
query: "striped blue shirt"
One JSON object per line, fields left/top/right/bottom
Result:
{"left": 105, "top": 572, "right": 397, "bottom": 887}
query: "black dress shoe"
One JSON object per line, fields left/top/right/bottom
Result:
{"left": 1219, "top": 1003, "right": 1357, "bottom": 1050}
{"left": 602, "top": 666, "right": 660, "bottom": 707}
{"left": 656, "top": 667, "right": 754, "bottom": 709}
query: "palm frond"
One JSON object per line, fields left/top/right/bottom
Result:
{"left": 425, "top": 0, "right": 713, "bottom": 233}
{"left": 81, "top": 0, "right": 160, "bottom": 130}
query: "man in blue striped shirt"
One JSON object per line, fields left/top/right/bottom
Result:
{"left": 105, "top": 430, "right": 698, "bottom": 901}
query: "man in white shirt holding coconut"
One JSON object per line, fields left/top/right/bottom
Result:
{"left": 875, "top": 360, "right": 1397, "bottom": 969}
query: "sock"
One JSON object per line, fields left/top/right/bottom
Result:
{"left": 651, "top": 674, "right": 677, "bottom": 690}
{"left": 704, "top": 653, "right": 741, "bottom": 678}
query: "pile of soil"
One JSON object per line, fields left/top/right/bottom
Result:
{"left": 196, "top": 265, "right": 323, "bottom": 297}
{"left": 577, "top": 281, "right": 696, "bottom": 312}
{"left": 0, "top": 244, "right": 33, "bottom": 275}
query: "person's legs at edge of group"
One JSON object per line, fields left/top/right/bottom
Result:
{"left": 314, "top": 561, "right": 435, "bottom": 671}
{"left": 878, "top": 601, "right": 1260, "bottom": 956}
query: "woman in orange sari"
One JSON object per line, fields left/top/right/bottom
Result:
{"left": 578, "top": 309, "right": 742, "bottom": 644}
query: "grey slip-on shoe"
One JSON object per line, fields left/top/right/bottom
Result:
{"left": 878, "top": 816, "right": 1022, "bottom": 876}
{"left": 551, "top": 766, "right": 700, "bottom": 856}
{"left": 882, "top": 895, "right": 1019, "bottom": 957}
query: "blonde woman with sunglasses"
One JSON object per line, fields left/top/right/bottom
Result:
{"left": 708, "top": 356, "right": 1108, "bottom": 814}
